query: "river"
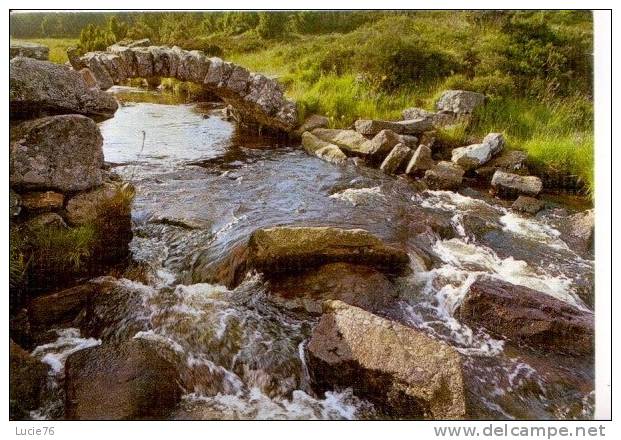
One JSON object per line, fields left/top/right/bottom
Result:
{"left": 30, "top": 86, "right": 595, "bottom": 420}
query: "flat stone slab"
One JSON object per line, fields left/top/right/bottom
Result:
{"left": 301, "top": 132, "right": 347, "bottom": 164}
{"left": 311, "top": 128, "right": 372, "bottom": 156}
{"left": 10, "top": 41, "right": 49, "bottom": 60}
{"left": 247, "top": 226, "right": 410, "bottom": 275}
{"left": 491, "top": 170, "right": 543, "bottom": 198}
{"left": 355, "top": 118, "right": 433, "bottom": 136}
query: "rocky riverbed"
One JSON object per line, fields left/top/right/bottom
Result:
{"left": 10, "top": 50, "right": 595, "bottom": 420}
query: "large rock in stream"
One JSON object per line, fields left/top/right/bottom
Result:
{"left": 10, "top": 340, "right": 50, "bottom": 419}
{"left": 456, "top": 277, "right": 594, "bottom": 355}
{"left": 10, "top": 57, "right": 118, "bottom": 121}
{"left": 247, "top": 226, "right": 410, "bottom": 275}
{"left": 424, "top": 161, "right": 465, "bottom": 190}
{"left": 10, "top": 115, "right": 104, "bottom": 192}
{"left": 269, "top": 263, "right": 399, "bottom": 315}
{"left": 65, "top": 339, "right": 182, "bottom": 420}
{"left": 311, "top": 128, "right": 371, "bottom": 156}
{"left": 556, "top": 209, "right": 595, "bottom": 257}
{"left": 307, "top": 301, "right": 466, "bottom": 419}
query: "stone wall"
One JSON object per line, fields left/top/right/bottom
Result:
{"left": 9, "top": 55, "right": 132, "bottom": 298}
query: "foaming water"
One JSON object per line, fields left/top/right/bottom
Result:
{"left": 26, "top": 88, "right": 593, "bottom": 420}
{"left": 29, "top": 328, "right": 101, "bottom": 420}
{"left": 175, "top": 387, "right": 372, "bottom": 420}
{"left": 31, "top": 328, "right": 101, "bottom": 375}
{"left": 431, "top": 238, "right": 581, "bottom": 307}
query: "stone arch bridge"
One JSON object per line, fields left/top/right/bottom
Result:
{"left": 70, "top": 43, "right": 298, "bottom": 133}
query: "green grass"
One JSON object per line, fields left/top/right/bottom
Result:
{"left": 17, "top": 10, "right": 593, "bottom": 195}
{"left": 229, "top": 31, "right": 594, "bottom": 195}
{"left": 28, "top": 223, "right": 96, "bottom": 270}
{"left": 11, "top": 37, "right": 78, "bottom": 64}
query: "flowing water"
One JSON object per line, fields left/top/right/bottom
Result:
{"left": 31, "top": 87, "right": 595, "bottom": 420}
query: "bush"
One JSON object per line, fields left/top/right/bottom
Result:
{"left": 499, "top": 12, "right": 593, "bottom": 98}
{"left": 318, "top": 47, "right": 356, "bottom": 75}
{"left": 355, "top": 35, "right": 459, "bottom": 91}
{"left": 256, "top": 12, "right": 290, "bottom": 40}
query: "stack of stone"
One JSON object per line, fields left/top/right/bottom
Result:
{"left": 10, "top": 55, "right": 132, "bottom": 290}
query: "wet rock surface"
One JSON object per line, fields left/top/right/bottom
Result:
{"left": 512, "top": 196, "right": 544, "bottom": 214}
{"left": 456, "top": 277, "right": 594, "bottom": 355}
{"left": 247, "top": 226, "right": 410, "bottom": 275}
{"left": 14, "top": 87, "right": 594, "bottom": 421}
{"left": 301, "top": 132, "right": 347, "bottom": 164}
{"left": 64, "top": 339, "right": 182, "bottom": 420}
{"left": 10, "top": 340, "right": 50, "bottom": 419}
{"left": 19, "top": 191, "right": 64, "bottom": 212}
{"left": 424, "top": 161, "right": 465, "bottom": 190}
{"left": 557, "top": 209, "right": 595, "bottom": 256}
{"left": 28, "top": 284, "right": 97, "bottom": 330}
{"left": 307, "top": 300, "right": 466, "bottom": 419}
{"left": 269, "top": 263, "right": 399, "bottom": 315}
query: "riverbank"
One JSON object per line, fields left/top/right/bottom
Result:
{"left": 10, "top": 76, "right": 595, "bottom": 419}
{"left": 12, "top": 10, "right": 594, "bottom": 194}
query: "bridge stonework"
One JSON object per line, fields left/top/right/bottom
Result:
{"left": 74, "top": 44, "right": 298, "bottom": 133}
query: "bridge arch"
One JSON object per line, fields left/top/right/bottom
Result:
{"left": 72, "top": 43, "right": 298, "bottom": 133}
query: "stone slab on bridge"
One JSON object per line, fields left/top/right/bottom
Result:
{"left": 74, "top": 44, "right": 298, "bottom": 133}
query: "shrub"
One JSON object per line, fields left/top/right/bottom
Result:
{"left": 256, "top": 12, "right": 290, "bottom": 40}
{"left": 356, "top": 35, "right": 459, "bottom": 91}
{"left": 318, "top": 47, "right": 356, "bottom": 76}
{"left": 499, "top": 12, "right": 593, "bottom": 98}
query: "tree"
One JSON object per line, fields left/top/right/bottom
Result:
{"left": 256, "top": 12, "right": 289, "bottom": 40}
{"left": 108, "top": 16, "right": 128, "bottom": 42}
